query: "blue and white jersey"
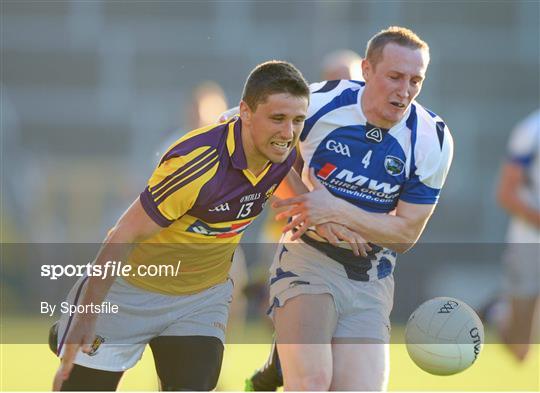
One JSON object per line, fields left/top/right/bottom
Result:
{"left": 505, "top": 108, "right": 540, "bottom": 244}
{"left": 288, "top": 79, "right": 453, "bottom": 281}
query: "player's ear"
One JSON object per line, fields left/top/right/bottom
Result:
{"left": 361, "top": 58, "right": 371, "bottom": 82}
{"left": 239, "top": 100, "right": 252, "bottom": 123}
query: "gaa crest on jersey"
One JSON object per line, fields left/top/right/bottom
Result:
{"left": 384, "top": 156, "right": 405, "bottom": 176}
{"left": 265, "top": 184, "right": 278, "bottom": 200}
{"left": 87, "top": 335, "right": 105, "bottom": 356}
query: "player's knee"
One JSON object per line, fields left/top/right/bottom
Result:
{"left": 59, "top": 365, "right": 123, "bottom": 391}
{"left": 160, "top": 369, "right": 219, "bottom": 391}
{"left": 331, "top": 370, "right": 387, "bottom": 391}
{"left": 361, "top": 365, "right": 389, "bottom": 391}
{"left": 159, "top": 360, "right": 221, "bottom": 391}
{"left": 152, "top": 335, "right": 223, "bottom": 391}
{"left": 48, "top": 321, "right": 59, "bottom": 355}
{"left": 287, "top": 369, "right": 332, "bottom": 391}
{"left": 161, "top": 379, "right": 217, "bottom": 391}
{"left": 355, "top": 379, "right": 386, "bottom": 392}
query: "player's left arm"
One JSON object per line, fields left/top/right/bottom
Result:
{"left": 275, "top": 168, "right": 372, "bottom": 256}
{"left": 275, "top": 169, "right": 435, "bottom": 253}
{"left": 331, "top": 197, "right": 435, "bottom": 253}
{"left": 275, "top": 150, "right": 372, "bottom": 256}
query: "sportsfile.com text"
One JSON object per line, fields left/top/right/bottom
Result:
{"left": 40, "top": 260, "right": 182, "bottom": 280}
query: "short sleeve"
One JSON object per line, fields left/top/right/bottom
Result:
{"left": 507, "top": 112, "right": 539, "bottom": 168}
{"left": 400, "top": 124, "right": 454, "bottom": 205}
{"left": 140, "top": 146, "right": 219, "bottom": 227}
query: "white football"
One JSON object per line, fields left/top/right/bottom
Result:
{"left": 405, "top": 297, "right": 484, "bottom": 376}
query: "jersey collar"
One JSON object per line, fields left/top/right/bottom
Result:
{"left": 226, "top": 116, "right": 247, "bottom": 170}
{"left": 226, "top": 116, "right": 272, "bottom": 186}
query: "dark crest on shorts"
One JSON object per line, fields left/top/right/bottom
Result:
{"left": 87, "top": 335, "right": 105, "bottom": 356}
{"left": 384, "top": 156, "right": 405, "bottom": 176}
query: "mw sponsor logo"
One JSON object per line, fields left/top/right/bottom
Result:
{"left": 335, "top": 169, "right": 400, "bottom": 194}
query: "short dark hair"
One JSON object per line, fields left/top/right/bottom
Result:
{"left": 242, "top": 60, "right": 310, "bottom": 111}
{"left": 365, "top": 26, "right": 429, "bottom": 69}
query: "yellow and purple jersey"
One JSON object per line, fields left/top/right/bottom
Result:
{"left": 125, "top": 117, "right": 295, "bottom": 295}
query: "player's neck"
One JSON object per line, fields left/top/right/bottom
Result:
{"left": 241, "top": 126, "right": 270, "bottom": 176}
{"left": 245, "top": 155, "right": 270, "bottom": 177}
{"left": 360, "top": 88, "right": 399, "bottom": 129}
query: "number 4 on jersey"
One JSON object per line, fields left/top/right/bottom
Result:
{"left": 362, "top": 150, "right": 372, "bottom": 169}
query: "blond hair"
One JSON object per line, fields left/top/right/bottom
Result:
{"left": 365, "top": 26, "right": 429, "bottom": 68}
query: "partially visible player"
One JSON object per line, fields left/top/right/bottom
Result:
{"left": 245, "top": 48, "right": 365, "bottom": 392}
{"left": 186, "top": 80, "right": 229, "bottom": 130}
{"left": 50, "top": 60, "right": 310, "bottom": 391}
{"left": 495, "top": 108, "right": 540, "bottom": 362}
{"left": 321, "top": 49, "right": 363, "bottom": 81}
{"left": 268, "top": 27, "right": 453, "bottom": 391}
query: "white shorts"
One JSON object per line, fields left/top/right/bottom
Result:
{"left": 57, "top": 277, "right": 233, "bottom": 372}
{"left": 268, "top": 242, "right": 394, "bottom": 343}
{"left": 502, "top": 243, "right": 540, "bottom": 297}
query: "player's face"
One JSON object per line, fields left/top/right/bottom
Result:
{"left": 362, "top": 43, "right": 429, "bottom": 128}
{"left": 241, "top": 93, "right": 308, "bottom": 167}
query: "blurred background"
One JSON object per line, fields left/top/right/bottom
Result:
{"left": 1, "top": 1, "right": 539, "bottom": 390}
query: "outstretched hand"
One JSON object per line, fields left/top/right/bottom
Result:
{"left": 273, "top": 168, "right": 338, "bottom": 240}
{"left": 52, "top": 317, "right": 96, "bottom": 390}
{"left": 315, "top": 222, "right": 372, "bottom": 257}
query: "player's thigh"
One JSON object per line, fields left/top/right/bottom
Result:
{"left": 330, "top": 338, "right": 389, "bottom": 392}
{"left": 56, "top": 278, "right": 152, "bottom": 372}
{"left": 274, "top": 294, "right": 337, "bottom": 390}
{"left": 274, "top": 293, "right": 337, "bottom": 344}
{"left": 150, "top": 335, "right": 224, "bottom": 391}
{"left": 502, "top": 243, "right": 540, "bottom": 300}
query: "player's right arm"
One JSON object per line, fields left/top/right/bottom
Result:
{"left": 54, "top": 199, "right": 163, "bottom": 388}
{"left": 55, "top": 143, "right": 219, "bottom": 388}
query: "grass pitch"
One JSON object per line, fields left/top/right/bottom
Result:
{"left": 1, "top": 319, "right": 538, "bottom": 391}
